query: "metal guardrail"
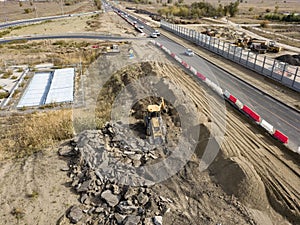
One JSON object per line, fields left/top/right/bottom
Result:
{"left": 160, "top": 20, "right": 300, "bottom": 92}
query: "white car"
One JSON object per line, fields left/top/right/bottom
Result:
{"left": 154, "top": 30, "right": 160, "bottom": 36}
{"left": 139, "top": 25, "right": 144, "bottom": 29}
{"left": 185, "top": 48, "right": 194, "bottom": 56}
{"left": 150, "top": 32, "right": 158, "bottom": 38}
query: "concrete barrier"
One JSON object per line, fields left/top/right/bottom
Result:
{"left": 260, "top": 119, "right": 274, "bottom": 134}
{"left": 189, "top": 66, "right": 197, "bottom": 75}
{"left": 196, "top": 72, "right": 206, "bottom": 81}
{"left": 235, "top": 99, "right": 244, "bottom": 110}
{"left": 228, "top": 94, "right": 237, "bottom": 104}
{"left": 182, "top": 61, "right": 190, "bottom": 69}
{"left": 242, "top": 105, "right": 261, "bottom": 123}
{"left": 273, "top": 130, "right": 288, "bottom": 144}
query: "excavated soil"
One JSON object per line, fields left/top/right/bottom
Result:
{"left": 276, "top": 54, "right": 300, "bottom": 66}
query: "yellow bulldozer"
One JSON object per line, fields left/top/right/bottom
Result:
{"left": 144, "top": 97, "right": 167, "bottom": 144}
{"left": 267, "top": 41, "right": 281, "bottom": 53}
{"left": 248, "top": 39, "right": 281, "bottom": 53}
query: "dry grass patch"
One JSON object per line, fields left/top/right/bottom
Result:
{"left": 0, "top": 109, "right": 74, "bottom": 159}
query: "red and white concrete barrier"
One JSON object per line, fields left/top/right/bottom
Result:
{"left": 189, "top": 66, "right": 197, "bottom": 76}
{"left": 273, "top": 130, "right": 288, "bottom": 144}
{"left": 260, "top": 119, "right": 274, "bottom": 134}
{"left": 196, "top": 72, "right": 206, "bottom": 81}
{"left": 206, "top": 78, "right": 223, "bottom": 96}
{"left": 242, "top": 105, "right": 261, "bottom": 123}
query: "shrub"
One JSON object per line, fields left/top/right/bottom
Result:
{"left": 24, "top": 8, "right": 34, "bottom": 14}
{"left": 260, "top": 20, "right": 269, "bottom": 28}
{"left": 0, "top": 30, "right": 10, "bottom": 38}
{"left": 0, "top": 92, "right": 9, "bottom": 99}
{"left": 2, "top": 70, "right": 12, "bottom": 79}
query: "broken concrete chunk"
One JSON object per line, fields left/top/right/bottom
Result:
{"left": 137, "top": 192, "right": 149, "bottom": 205}
{"left": 76, "top": 180, "right": 90, "bottom": 192}
{"left": 114, "top": 213, "right": 127, "bottom": 224}
{"left": 153, "top": 216, "right": 163, "bottom": 225}
{"left": 124, "top": 215, "right": 141, "bottom": 225}
{"left": 101, "top": 190, "right": 120, "bottom": 207}
{"left": 67, "top": 205, "right": 83, "bottom": 224}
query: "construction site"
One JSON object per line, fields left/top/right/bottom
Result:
{"left": 0, "top": 1, "right": 299, "bottom": 225}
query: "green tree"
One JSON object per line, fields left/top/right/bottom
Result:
{"left": 228, "top": 1, "right": 239, "bottom": 17}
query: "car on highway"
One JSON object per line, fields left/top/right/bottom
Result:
{"left": 139, "top": 25, "right": 144, "bottom": 29}
{"left": 150, "top": 32, "right": 158, "bottom": 38}
{"left": 185, "top": 48, "right": 194, "bottom": 56}
{"left": 154, "top": 30, "right": 160, "bottom": 36}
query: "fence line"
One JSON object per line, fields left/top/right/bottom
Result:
{"left": 160, "top": 20, "right": 300, "bottom": 92}
{"left": 0, "top": 67, "right": 29, "bottom": 108}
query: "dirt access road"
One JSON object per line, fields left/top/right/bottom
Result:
{"left": 0, "top": 7, "right": 299, "bottom": 225}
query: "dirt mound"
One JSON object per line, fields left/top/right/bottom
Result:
{"left": 276, "top": 54, "right": 300, "bottom": 66}
{"left": 210, "top": 154, "right": 268, "bottom": 210}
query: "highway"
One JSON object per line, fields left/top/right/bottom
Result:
{"left": 115, "top": 7, "right": 300, "bottom": 151}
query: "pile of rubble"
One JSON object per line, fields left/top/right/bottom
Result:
{"left": 276, "top": 54, "right": 300, "bottom": 66}
{"left": 58, "top": 122, "right": 174, "bottom": 225}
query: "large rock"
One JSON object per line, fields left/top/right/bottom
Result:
{"left": 137, "top": 192, "right": 149, "bottom": 205}
{"left": 124, "top": 215, "right": 141, "bottom": 225}
{"left": 101, "top": 190, "right": 120, "bottom": 207}
{"left": 77, "top": 180, "right": 91, "bottom": 192}
{"left": 114, "top": 213, "right": 126, "bottom": 224}
{"left": 153, "top": 216, "right": 163, "bottom": 225}
{"left": 58, "top": 145, "right": 76, "bottom": 157}
{"left": 67, "top": 205, "right": 83, "bottom": 224}
{"left": 116, "top": 201, "right": 138, "bottom": 214}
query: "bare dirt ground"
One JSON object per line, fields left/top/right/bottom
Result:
{"left": 0, "top": 4, "right": 299, "bottom": 225}
{"left": 0, "top": 150, "right": 78, "bottom": 225}
{"left": 0, "top": 0, "right": 95, "bottom": 23}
